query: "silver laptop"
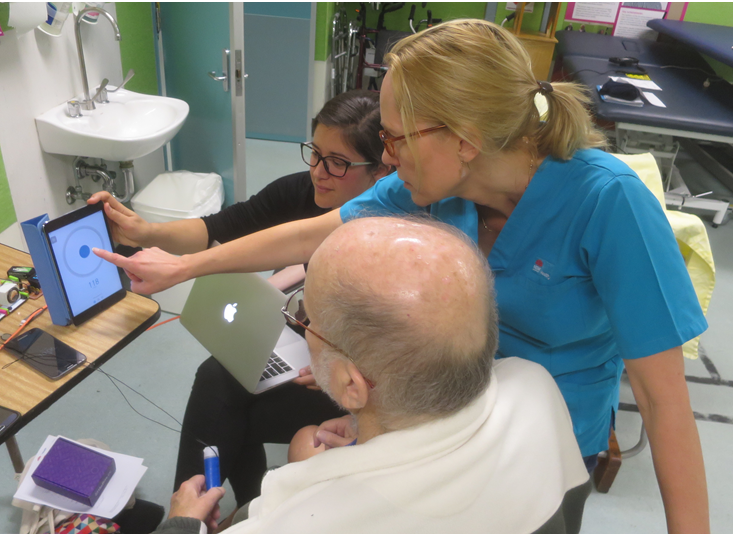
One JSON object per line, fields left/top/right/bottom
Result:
{"left": 180, "top": 273, "right": 311, "bottom": 394}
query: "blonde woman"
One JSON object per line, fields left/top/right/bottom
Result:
{"left": 96, "top": 20, "right": 708, "bottom": 532}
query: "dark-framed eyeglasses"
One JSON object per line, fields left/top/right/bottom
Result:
{"left": 379, "top": 124, "right": 447, "bottom": 157}
{"left": 300, "top": 143, "right": 372, "bottom": 178}
{"left": 281, "top": 287, "right": 375, "bottom": 389}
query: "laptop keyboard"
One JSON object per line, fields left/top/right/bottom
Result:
{"left": 260, "top": 353, "right": 294, "bottom": 381}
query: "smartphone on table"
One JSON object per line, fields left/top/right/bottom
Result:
{"left": 2, "top": 328, "right": 86, "bottom": 380}
{"left": 0, "top": 405, "right": 20, "bottom": 439}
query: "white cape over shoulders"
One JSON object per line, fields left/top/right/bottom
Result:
{"left": 225, "top": 357, "right": 589, "bottom": 534}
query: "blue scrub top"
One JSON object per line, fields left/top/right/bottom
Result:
{"left": 341, "top": 149, "right": 707, "bottom": 456}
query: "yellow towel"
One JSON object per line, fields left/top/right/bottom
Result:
{"left": 612, "top": 153, "right": 715, "bottom": 359}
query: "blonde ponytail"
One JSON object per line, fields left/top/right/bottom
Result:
{"left": 535, "top": 82, "right": 607, "bottom": 159}
{"left": 385, "top": 19, "right": 607, "bottom": 160}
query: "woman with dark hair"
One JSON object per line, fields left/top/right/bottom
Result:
{"left": 88, "top": 89, "right": 391, "bottom": 508}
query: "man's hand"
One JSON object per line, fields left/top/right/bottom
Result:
{"left": 292, "top": 366, "right": 321, "bottom": 391}
{"left": 88, "top": 191, "right": 151, "bottom": 247}
{"left": 168, "top": 475, "right": 225, "bottom": 533}
{"left": 92, "top": 246, "right": 185, "bottom": 295}
{"left": 313, "top": 415, "right": 357, "bottom": 449}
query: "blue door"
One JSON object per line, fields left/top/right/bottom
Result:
{"left": 243, "top": 3, "right": 312, "bottom": 142}
{"left": 158, "top": 3, "right": 236, "bottom": 205}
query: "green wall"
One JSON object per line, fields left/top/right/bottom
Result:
{"left": 684, "top": 2, "right": 733, "bottom": 25}
{"left": 683, "top": 2, "right": 733, "bottom": 83}
{"left": 0, "top": 2, "right": 13, "bottom": 231}
{"left": 0, "top": 2, "right": 18, "bottom": 229}
{"left": 0, "top": 1, "right": 15, "bottom": 231}
{"left": 315, "top": 2, "right": 336, "bottom": 61}
{"left": 0, "top": 3, "right": 9, "bottom": 31}
{"left": 116, "top": 2, "right": 159, "bottom": 95}
{"left": 0, "top": 147, "right": 16, "bottom": 234}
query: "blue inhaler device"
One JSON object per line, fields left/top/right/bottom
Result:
{"left": 203, "top": 446, "right": 221, "bottom": 490}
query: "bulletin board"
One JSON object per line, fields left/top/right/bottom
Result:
{"left": 564, "top": 2, "right": 688, "bottom": 39}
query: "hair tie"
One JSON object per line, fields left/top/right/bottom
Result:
{"left": 537, "top": 80, "right": 553, "bottom": 95}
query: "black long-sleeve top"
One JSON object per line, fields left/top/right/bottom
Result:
{"left": 201, "top": 171, "right": 328, "bottom": 245}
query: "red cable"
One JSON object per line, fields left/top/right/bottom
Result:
{"left": 0, "top": 305, "right": 48, "bottom": 353}
{"left": 145, "top": 315, "right": 181, "bottom": 331}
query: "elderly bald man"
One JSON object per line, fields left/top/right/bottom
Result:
{"left": 159, "top": 217, "right": 590, "bottom": 534}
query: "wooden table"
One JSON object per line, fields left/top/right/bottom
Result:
{"left": 0, "top": 243, "right": 160, "bottom": 472}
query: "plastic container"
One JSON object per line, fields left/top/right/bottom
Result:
{"left": 131, "top": 171, "right": 224, "bottom": 224}
{"left": 203, "top": 446, "right": 220, "bottom": 490}
{"left": 78, "top": 2, "right": 104, "bottom": 24}
{"left": 37, "top": 2, "right": 72, "bottom": 37}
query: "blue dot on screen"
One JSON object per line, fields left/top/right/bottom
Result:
{"left": 79, "top": 245, "right": 91, "bottom": 259}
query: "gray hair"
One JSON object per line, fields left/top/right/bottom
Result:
{"left": 313, "top": 217, "right": 498, "bottom": 431}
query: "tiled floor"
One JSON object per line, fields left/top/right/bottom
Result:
{"left": 0, "top": 141, "right": 730, "bottom": 533}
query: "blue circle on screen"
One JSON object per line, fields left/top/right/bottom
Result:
{"left": 62, "top": 226, "right": 105, "bottom": 277}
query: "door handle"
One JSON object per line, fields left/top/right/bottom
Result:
{"left": 207, "top": 49, "right": 230, "bottom": 92}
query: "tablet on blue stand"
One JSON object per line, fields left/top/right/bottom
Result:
{"left": 22, "top": 202, "right": 125, "bottom": 326}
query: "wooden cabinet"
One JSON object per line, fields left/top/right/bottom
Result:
{"left": 511, "top": 2, "right": 561, "bottom": 81}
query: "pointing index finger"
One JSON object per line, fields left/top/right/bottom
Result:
{"left": 92, "top": 247, "right": 128, "bottom": 268}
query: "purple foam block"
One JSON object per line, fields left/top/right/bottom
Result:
{"left": 32, "top": 438, "right": 116, "bottom": 507}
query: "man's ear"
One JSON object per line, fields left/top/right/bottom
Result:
{"left": 333, "top": 360, "right": 370, "bottom": 411}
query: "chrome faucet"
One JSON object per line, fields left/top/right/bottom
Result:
{"left": 74, "top": 6, "right": 121, "bottom": 111}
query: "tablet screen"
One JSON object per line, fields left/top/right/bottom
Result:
{"left": 44, "top": 203, "right": 125, "bottom": 324}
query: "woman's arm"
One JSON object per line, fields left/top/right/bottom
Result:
{"left": 624, "top": 347, "right": 709, "bottom": 533}
{"left": 93, "top": 210, "right": 344, "bottom": 295}
{"left": 88, "top": 191, "right": 210, "bottom": 254}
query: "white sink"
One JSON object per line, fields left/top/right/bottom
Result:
{"left": 35, "top": 89, "right": 189, "bottom": 162}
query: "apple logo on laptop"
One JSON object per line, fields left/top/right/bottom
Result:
{"left": 223, "top": 303, "right": 238, "bottom": 323}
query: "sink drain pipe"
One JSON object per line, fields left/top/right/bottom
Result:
{"left": 116, "top": 161, "right": 135, "bottom": 203}
{"left": 67, "top": 158, "right": 136, "bottom": 204}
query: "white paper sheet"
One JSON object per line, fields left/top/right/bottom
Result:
{"left": 610, "top": 76, "right": 662, "bottom": 91}
{"left": 613, "top": 6, "right": 665, "bottom": 40}
{"left": 642, "top": 91, "right": 666, "bottom": 107}
{"left": 570, "top": 2, "right": 619, "bottom": 24}
{"left": 14, "top": 436, "right": 148, "bottom": 518}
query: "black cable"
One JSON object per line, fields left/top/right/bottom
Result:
{"left": 501, "top": 12, "right": 516, "bottom": 28}
{"left": 7, "top": 351, "right": 211, "bottom": 449}
{"left": 660, "top": 64, "right": 723, "bottom": 79}
{"left": 96, "top": 365, "right": 186, "bottom": 437}
{"left": 560, "top": 68, "right": 630, "bottom": 82}
{"left": 88, "top": 364, "right": 215, "bottom": 450}
{"left": 1, "top": 349, "right": 41, "bottom": 369}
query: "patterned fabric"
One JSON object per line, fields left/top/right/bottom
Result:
{"left": 54, "top": 514, "right": 119, "bottom": 534}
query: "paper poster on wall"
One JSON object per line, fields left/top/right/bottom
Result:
{"left": 613, "top": 5, "right": 667, "bottom": 39}
{"left": 565, "top": 2, "right": 686, "bottom": 38}
{"left": 566, "top": 2, "right": 619, "bottom": 24}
